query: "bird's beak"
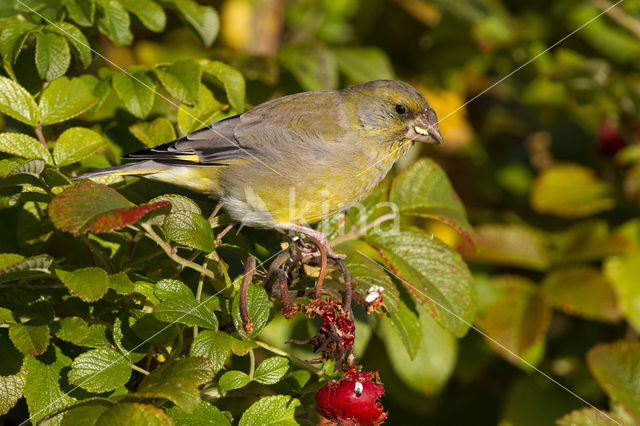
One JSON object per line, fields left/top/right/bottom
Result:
{"left": 407, "top": 108, "right": 444, "bottom": 145}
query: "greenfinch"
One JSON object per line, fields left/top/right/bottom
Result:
{"left": 78, "top": 80, "right": 443, "bottom": 241}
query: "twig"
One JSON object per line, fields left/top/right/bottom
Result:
{"left": 240, "top": 257, "right": 257, "bottom": 332}
{"left": 591, "top": 0, "right": 640, "bottom": 38}
{"left": 130, "top": 363, "right": 150, "bottom": 376}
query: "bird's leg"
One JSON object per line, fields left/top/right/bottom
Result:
{"left": 287, "top": 224, "right": 346, "bottom": 260}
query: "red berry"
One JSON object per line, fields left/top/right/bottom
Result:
{"left": 316, "top": 367, "right": 387, "bottom": 425}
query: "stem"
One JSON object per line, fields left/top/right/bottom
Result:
{"left": 330, "top": 212, "right": 397, "bottom": 246}
{"left": 248, "top": 348, "right": 255, "bottom": 381}
{"left": 130, "top": 364, "right": 150, "bottom": 376}
{"left": 240, "top": 257, "right": 256, "bottom": 332}
{"left": 591, "top": 0, "right": 640, "bottom": 38}
{"left": 81, "top": 235, "right": 115, "bottom": 274}
{"left": 140, "top": 223, "right": 215, "bottom": 279}
{"left": 35, "top": 124, "right": 46, "bottom": 147}
{"left": 193, "top": 256, "right": 210, "bottom": 338}
{"left": 254, "top": 340, "right": 325, "bottom": 377}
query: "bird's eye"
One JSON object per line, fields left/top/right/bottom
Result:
{"left": 395, "top": 104, "right": 408, "bottom": 115}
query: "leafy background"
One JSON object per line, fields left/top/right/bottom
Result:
{"left": 1, "top": 0, "right": 640, "bottom": 424}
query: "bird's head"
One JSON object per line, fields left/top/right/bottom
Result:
{"left": 347, "top": 80, "right": 444, "bottom": 146}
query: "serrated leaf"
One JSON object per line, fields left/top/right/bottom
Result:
{"left": 278, "top": 43, "right": 338, "bottom": 91}
{"left": 112, "top": 70, "right": 156, "bottom": 119}
{"left": 39, "top": 77, "right": 98, "bottom": 125}
{"left": 47, "top": 22, "right": 92, "bottom": 68}
{"left": 0, "top": 75, "right": 40, "bottom": 125}
{"left": 343, "top": 250, "right": 400, "bottom": 313}
{"left": 334, "top": 46, "right": 394, "bottom": 83}
{"left": 130, "top": 313, "right": 178, "bottom": 344}
{"left": 49, "top": 181, "right": 169, "bottom": 235}
{"left": 54, "top": 127, "right": 106, "bottom": 167}
{"left": 379, "top": 303, "right": 457, "bottom": 395}
{"left": 24, "top": 344, "right": 76, "bottom": 424}
{"left": 238, "top": 395, "right": 300, "bottom": 426}
{"left": 365, "top": 230, "right": 476, "bottom": 337}
{"left": 459, "top": 224, "right": 550, "bottom": 271}
{"left": 153, "top": 60, "right": 201, "bottom": 105}
{"left": 118, "top": 0, "right": 166, "bottom": 32}
{"left": 64, "top": 402, "right": 172, "bottom": 425}
{"left": 56, "top": 267, "right": 109, "bottom": 302}
{"left": 0, "top": 20, "right": 38, "bottom": 64}
{"left": 390, "top": 159, "right": 473, "bottom": 242}
{"left": 108, "top": 272, "right": 135, "bottom": 294}
{"left": 385, "top": 295, "right": 422, "bottom": 359}
{"left": 0, "top": 253, "right": 24, "bottom": 270}
{"left": 477, "top": 276, "right": 551, "bottom": 366}
{"left": 35, "top": 31, "right": 71, "bottom": 81}
{"left": 232, "top": 285, "right": 270, "bottom": 338}
{"left": 587, "top": 341, "right": 640, "bottom": 420}
{"left": 253, "top": 356, "right": 289, "bottom": 385}
{"left": 63, "top": 0, "right": 96, "bottom": 26}
{"left": 154, "top": 298, "right": 218, "bottom": 329}
{"left": 0, "top": 365, "right": 27, "bottom": 415}
{"left": 96, "top": 0, "right": 132, "bottom": 45}
{"left": 531, "top": 163, "right": 615, "bottom": 218}
{"left": 154, "top": 278, "right": 193, "bottom": 301}
{"left": 9, "top": 323, "right": 49, "bottom": 356}
{"left": 177, "top": 84, "right": 224, "bottom": 135}
{"left": 554, "top": 220, "right": 631, "bottom": 264}
{"left": 163, "top": 210, "right": 215, "bottom": 252}
{"left": 543, "top": 266, "right": 620, "bottom": 322}
{"left": 68, "top": 348, "right": 131, "bottom": 393}
{"left": 218, "top": 370, "right": 250, "bottom": 391}
{"left": 167, "top": 0, "right": 219, "bottom": 46}
{"left": 200, "top": 60, "right": 245, "bottom": 112}
{"left": 55, "top": 316, "right": 110, "bottom": 348}
{"left": 556, "top": 408, "right": 624, "bottom": 426}
{"left": 135, "top": 357, "right": 214, "bottom": 413}
{"left": 167, "top": 401, "right": 231, "bottom": 426}
{"left": 129, "top": 117, "right": 176, "bottom": 148}
{"left": 604, "top": 252, "right": 640, "bottom": 333}
{"left": 0, "top": 133, "right": 53, "bottom": 165}
{"left": 60, "top": 401, "right": 111, "bottom": 425}
{"left": 0, "top": 254, "right": 53, "bottom": 284}
{"left": 190, "top": 330, "right": 256, "bottom": 372}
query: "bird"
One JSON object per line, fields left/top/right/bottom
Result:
{"left": 77, "top": 80, "right": 443, "bottom": 255}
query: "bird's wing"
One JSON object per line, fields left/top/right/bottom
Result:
{"left": 123, "top": 91, "right": 348, "bottom": 165}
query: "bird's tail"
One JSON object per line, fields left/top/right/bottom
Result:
{"left": 73, "top": 160, "right": 171, "bottom": 180}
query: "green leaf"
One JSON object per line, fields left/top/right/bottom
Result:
{"left": 253, "top": 356, "right": 289, "bottom": 385}
{"left": 49, "top": 181, "right": 170, "bottom": 235}
{"left": 278, "top": 43, "right": 338, "bottom": 91}
{"left": 342, "top": 251, "right": 400, "bottom": 313}
{"left": 153, "top": 59, "right": 201, "bottom": 105}
{"left": 385, "top": 295, "right": 422, "bottom": 359}
{"left": 112, "top": 70, "right": 156, "bottom": 119}
{"left": 54, "top": 127, "right": 106, "bottom": 167}
{"left": 130, "top": 313, "right": 178, "bottom": 344}
{"left": 365, "top": 230, "right": 476, "bottom": 337}
{"left": 167, "top": 0, "right": 219, "bottom": 46}
{"left": 190, "top": 330, "right": 256, "bottom": 372}
{"left": 0, "top": 75, "right": 40, "bottom": 125}
{"left": 543, "top": 266, "right": 620, "bottom": 322}
{"left": 55, "top": 316, "right": 110, "bottom": 348}
{"left": 63, "top": 0, "right": 96, "bottom": 26}
{"left": 108, "top": 272, "right": 135, "bottom": 295}
{"left": 587, "top": 340, "right": 640, "bottom": 420}
{"left": 531, "top": 163, "right": 615, "bottom": 218}
{"left": 0, "top": 365, "right": 26, "bottom": 415}
{"left": 64, "top": 402, "right": 173, "bottom": 425}
{"left": 129, "top": 117, "right": 176, "bottom": 148}
{"left": 0, "top": 20, "right": 38, "bottom": 64}
{"left": 238, "top": 395, "right": 300, "bottom": 426}
{"left": 218, "top": 370, "right": 250, "bottom": 391}
{"left": 154, "top": 298, "right": 218, "bottom": 329}
{"left": 96, "top": 0, "right": 132, "bottom": 45}
{"left": 118, "top": 0, "right": 166, "bottom": 32}
{"left": 459, "top": 224, "right": 550, "bottom": 271}
{"left": 200, "top": 59, "right": 246, "bottom": 112}
{"left": 9, "top": 323, "right": 49, "bottom": 356}
{"left": 24, "top": 344, "right": 76, "bottom": 424}
{"left": 604, "top": 252, "right": 640, "bottom": 333}
{"left": 177, "top": 84, "right": 224, "bottom": 135}
{"left": 163, "top": 210, "right": 215, "bottom": 252}
{"left": 476, "top": 276, "right": 551, "bottom": 366}
{"left": 554, "top": 220, "right": 631, "bottom": 265}
{"left": 0, "top": 253, "right": 24, "bottom": 270}
{"left": 390, "top": 158, "right": 473, "bottom": 242}
{"left": 0, "top": 133, "right": 53, "bottom": 165}
{"left": 167, "top": 401, "right": 231, "bottom": 426}
{"left": 47, "top": 22, "right": 93, "bottom": 68}
{"left": 334, "top": 46, "right": 394, "bottom": 83}
{"left": 556, "top": 408, "right": 625, "bottom": 426}
{"left": 134, "top": 357, "right": 214, "bottom": 413}
{"left": 35, "top": 31, "right": 71, "bottom": 81}
{"left": 232, "top": 285, "right": 271, "bottom": 338}
{"left": 56, "top": 267, "right": 109, "bottom": 302}
{"left": 68, "top": 348, "right": 132, "bottom": 393}
{"left": 154, "top": 278, "right": 194, "bottom": 301}
{"left": 379, "top": 303, "right": 457, "bottom": 395}
{"left": 0, "top": 254, "right": 53, "bottom": 284}
{"left": 39, "top": 77, "right": 99, "bottom": 125}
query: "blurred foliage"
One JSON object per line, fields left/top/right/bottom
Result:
{"left": 1, "top": 0, "right": 640, "bottom": 424}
